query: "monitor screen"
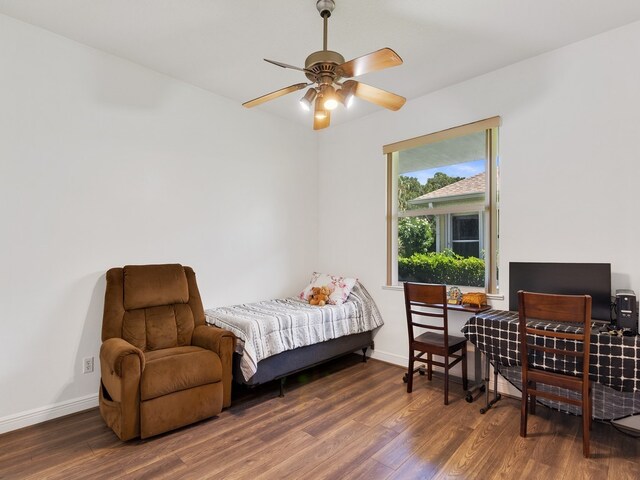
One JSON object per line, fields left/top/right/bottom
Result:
{"left": 509, "top": 262, "right": 612, "bottom": 321}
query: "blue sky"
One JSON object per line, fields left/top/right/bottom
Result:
{"left": 404, "top": 159, "right": 485, "bottom": 184}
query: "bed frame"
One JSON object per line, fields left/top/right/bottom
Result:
{"left": 232, "top": 331, "right": 374, "bottom": 396}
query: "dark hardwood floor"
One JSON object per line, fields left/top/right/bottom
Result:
{"left": 1, "top": 356, "right": 638, "bottom": 479}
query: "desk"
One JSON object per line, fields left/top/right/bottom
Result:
{"left": 462, "top": 310, "right": 640, "bottom": 420}
{"left": 446, "top": 303, "right": 492, "bottom": 314}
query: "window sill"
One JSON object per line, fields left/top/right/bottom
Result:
{"left": 381, "top": 284, "right": 504, "bottom": 301}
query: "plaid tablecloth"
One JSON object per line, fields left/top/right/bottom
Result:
{"left": 462, "top": 310, "right": 640, "bottom": 420}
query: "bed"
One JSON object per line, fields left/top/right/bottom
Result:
{"left": 204, "top": 282, "right": 384, "bottom": 394}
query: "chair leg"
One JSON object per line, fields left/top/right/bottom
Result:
{"left": 529, "top": 381, "right": 536, "bottom": 415}
{"left": 520, "top": 381, "right": 528, "bottom": 437}
{"left": 427, "top": 353, "right": 432, "bottom": 380}
{"left": 461, "top": 345, "right": 468, "bottom": 391}
{"left": 407, "top": 354, "right": 414, "bottom": 393}
{"left": 443, "top": 356, "right": 449, "bottom": 405}
{"left": 583, "top": 399, "right": 590, "bottom": 458}
{"left": 583, "top": 382, "right": 591, "bottom": 458}
{"left": 588, "top": 384, "right": 593, "bottom": 431}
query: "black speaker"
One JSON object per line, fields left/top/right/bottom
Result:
{"left": 616, "top": 289, "right": 638, "bottom": 334}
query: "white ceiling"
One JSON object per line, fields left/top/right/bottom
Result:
{"left": 2, "top": 0, "right": 640, "bottom": 128}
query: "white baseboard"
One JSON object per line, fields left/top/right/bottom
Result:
{"left": 0, "top": 393, "right": 99, "bottom": 435}
{"left": 369, "top": 350, "right": 407, "bottom": 367}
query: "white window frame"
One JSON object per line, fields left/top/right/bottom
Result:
{"left": 385, "top": 117, "right": 500, "bottom": 293}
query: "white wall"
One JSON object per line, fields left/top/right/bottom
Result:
{"left": 0, "top": 14, "right": 318, "bottom": 431}
{"left": 317, "top": 21, "right": 640, "bottom": 370}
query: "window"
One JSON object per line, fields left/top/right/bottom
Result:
{"left": 451, "top": 213, "right": 481, "bottom": 258}
{"left": 385, "top": 117, "right": 500, "bottom": 292}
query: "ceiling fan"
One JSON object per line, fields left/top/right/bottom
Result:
{"left": 242, "top": 0, "right": 406, "bottom": 130}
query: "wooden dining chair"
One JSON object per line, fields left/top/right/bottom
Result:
{"left": 403, "top": 282, "right": 468, "bottom": 405}
{"left": 518, "top": 290, "right": 593, "bottom": 458}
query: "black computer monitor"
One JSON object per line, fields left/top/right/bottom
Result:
{"left": 509, "top": 262, "right": 612, "bottom": 321}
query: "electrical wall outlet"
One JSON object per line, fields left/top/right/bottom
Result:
{"left": 82, "top": 356, "right": 94, "bottom": 374}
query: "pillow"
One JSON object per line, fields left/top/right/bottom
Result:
{"left": 299, "top": 272, "right": 358, "bottom": 305}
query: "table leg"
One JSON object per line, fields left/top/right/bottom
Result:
{"left": 479, "top": 354, "right": 502, "bottom": 414}
{"left": 464, "top": 347, "right": 486, "bottom": 403}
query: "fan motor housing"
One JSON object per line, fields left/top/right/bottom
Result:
{"left": 304, "top": 50, "right": 345, "bottom": 82}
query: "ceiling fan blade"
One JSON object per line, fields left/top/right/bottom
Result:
{"left": 344, "top": 80, "right": 406, "bottom": 111}
{"left": 313, "top": 110, "right": 331, "bottom": 130}
{"left": 242, "top": 83, "right": 308, "bottom": 108}
{"left": 264, "top": 59, "right": 310, "bottom": 73}
{"left": 337, "top": 48, "right": 403, "bottom": 78}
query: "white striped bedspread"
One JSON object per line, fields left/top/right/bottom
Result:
{"left": 204, "top": 282, "right": 384, "bottom": 381}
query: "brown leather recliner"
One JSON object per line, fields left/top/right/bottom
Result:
{"left": 99, "top": 264, "right": 235, "bottom": 440}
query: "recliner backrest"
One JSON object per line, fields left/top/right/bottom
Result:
{"left": 102, "top": 264, "right": 206, "bottom": 351}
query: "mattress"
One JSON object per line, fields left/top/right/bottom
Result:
{"left": 205, "top": 282, "right": 383, "bottom": 381}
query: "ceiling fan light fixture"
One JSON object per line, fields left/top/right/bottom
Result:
{"left": 322, "top": 86, "right": 339, "bottom": 110}
{"left": 324, "top": 100, "right": 338, "bottom": 111}
{"left": 300, "top": 88, "right": 317, "bottom": 111}
{"left": 324, "top": 97, "right": 338, "bottom": 110}
{"left": 336, "top": 87, "right": 354, "bottom": 108}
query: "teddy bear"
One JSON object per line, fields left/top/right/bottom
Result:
{"left": 309, "top": 285, "right": 331, "bottom": 306}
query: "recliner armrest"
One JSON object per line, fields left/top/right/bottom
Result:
{"left": 99, "top": 337, "right": 144, "bottom": 440}
{"left": 191, "top": 325, "right": 235, "bottom": 408}
{"left": 100, "top": 337, "right": 145, "bottom": 377}
{"left": 191, "top": 325, "right": 235, "bottom": 355}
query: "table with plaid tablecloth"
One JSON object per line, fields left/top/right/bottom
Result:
{"left": 462, "top": 309, "right": 640, "bottom": 420}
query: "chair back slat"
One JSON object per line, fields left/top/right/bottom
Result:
{"left": 519, "top": 291, "right": 589, "bottom": 323}
{"left": 411, "top": 323, "right": 445, "bottom": 331}
{"left": 405, "top": 282, "right": 447, "bottom": 305}
{"left": 409, "top": 310, "right": 446, "bottom": 319}
{"left": 524, "top": 327, "right": 584, "bottom": 341}
{"left": 528, "top": 344, "right": 583, "bottom": 357}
